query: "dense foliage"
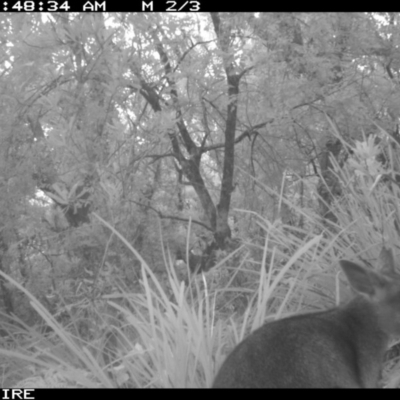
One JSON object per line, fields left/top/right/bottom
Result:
{"left": 0, "top": 12, "right": 400, "bottom": 387}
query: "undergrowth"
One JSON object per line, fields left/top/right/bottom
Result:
{"left": 1, "top": 131, "right": 400, "bottom": 387}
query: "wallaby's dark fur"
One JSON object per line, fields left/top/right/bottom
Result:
{"left": 212, "top": 248, "right": 400, "bottom": 388}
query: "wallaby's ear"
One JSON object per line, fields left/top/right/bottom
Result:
{"left": 339, "top": 260, "right": 387, "bottom": 297}
{"left": 379, "top": 247, "right": 396, "bottom": 274}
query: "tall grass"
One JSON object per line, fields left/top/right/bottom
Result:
{"left": 1, "top": 131, "right": 400, "bottom": 387}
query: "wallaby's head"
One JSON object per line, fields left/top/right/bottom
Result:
{"left": 339, "top": 247, "right": 400, "bottom": 337}
{"left": 212, "top": 247, "right": 400, "bottom": 388}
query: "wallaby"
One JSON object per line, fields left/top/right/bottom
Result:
{"left": 212, "top": 247, "right": 400, "bottom": 388}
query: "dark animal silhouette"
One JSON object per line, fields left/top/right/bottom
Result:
{"left": 213, "top": 248, "right": 399, "bottom": 388}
